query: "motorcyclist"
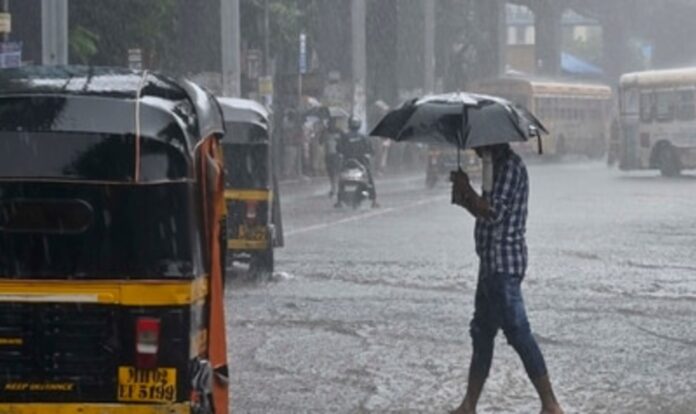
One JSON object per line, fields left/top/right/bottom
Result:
{"left": 336, "top": 116, "right": 379, "bottom": 208}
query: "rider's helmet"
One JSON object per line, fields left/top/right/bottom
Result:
{"left": 348, "top": 116, "right": 362, "bottom": 131}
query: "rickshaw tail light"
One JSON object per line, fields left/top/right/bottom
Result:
{"left": 135, "top": 317, "right": 160, "bottom": 369}
{"left": 246, "top": 201, "right": 258, "bottom": 221}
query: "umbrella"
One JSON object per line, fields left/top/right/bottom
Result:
{"left": 369, "top": 92, "right": 547, "bottom": 152}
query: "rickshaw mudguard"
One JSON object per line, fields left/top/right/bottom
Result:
{"left": 199, "top": 138, "right": 229, "bottom": 414}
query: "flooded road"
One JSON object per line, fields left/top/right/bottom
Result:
{"left": 227, "top": 162, "right": 696, "bottom": 413}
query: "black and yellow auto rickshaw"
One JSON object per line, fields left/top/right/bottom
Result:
{"left": 217, "top": 98, "right": 283, "bottom": 278}
{"left": 0, "top": 66, "right": 229, "bottom": 414}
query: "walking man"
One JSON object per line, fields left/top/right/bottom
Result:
{"left": 450, "top": 144, "right": 563, "bottom": 414}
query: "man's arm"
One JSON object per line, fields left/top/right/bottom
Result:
{"left": 451, "top": 162, "right": 520, "bottom": 222}
{"left": 450, "top": 170, "right": 493, "bottom": 219}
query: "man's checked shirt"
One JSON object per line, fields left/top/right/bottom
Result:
{"left": 474, "top": 149, "right": 528, "bottom": 275}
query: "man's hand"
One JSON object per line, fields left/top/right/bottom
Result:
{"left": 450, "top": 169, "right": 492, "bottom": 219}
{"left": 450, "top": 169, "right": 474, "bottom": 207}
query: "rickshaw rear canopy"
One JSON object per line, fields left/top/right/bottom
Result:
{"left": 217, "top": 97, "right": 270, "bottom": 144}
{"left": 0, "top": 66, "right": 224, "bottom": 182}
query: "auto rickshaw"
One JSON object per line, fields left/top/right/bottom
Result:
{"left": 217, "top": 98, "right": 283, "bottom": 278}
{"left": 0, "top": 66, "right": 229, "bottom": 414}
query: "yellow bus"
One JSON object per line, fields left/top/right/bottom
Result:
{"left": 617, "top": 67, "right": 696, "bottom": 176}
{"left": 470, "top": 77, "right": 613, "bottom": 157}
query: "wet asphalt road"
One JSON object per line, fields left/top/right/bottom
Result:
{"left": 226, "top": 161, "right": 696, "bottom": 414}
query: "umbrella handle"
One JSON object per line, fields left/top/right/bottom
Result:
{"left": 537, "top": 130, "right": 544, "bottom": 155}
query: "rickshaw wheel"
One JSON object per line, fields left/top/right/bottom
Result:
{"left": 250, "top": 247, "right": 274, "bottom": 280}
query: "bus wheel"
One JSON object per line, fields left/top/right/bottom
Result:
{"left": 250, "top": 247, "right": 274, "bottom": 280}
{"left": 658, "top": 145, "right": 681, "bottom": 177}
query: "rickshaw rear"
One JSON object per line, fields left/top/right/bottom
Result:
{"left": 0, "top": 66, "right": 229, "bottom": 414}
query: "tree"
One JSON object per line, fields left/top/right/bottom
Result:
{"left": 68, "top": 0, "right": 178, "bottom": 70}
{"left": 69, "top": 26, "right": 99, "bottom": 65}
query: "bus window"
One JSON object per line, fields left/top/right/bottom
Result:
{"left": 676, "top": 90, "right": 695, "bottom": 121}
{"left": 574, "top": 102, "right": 581, "bottom": 121}
{"left": 621, "top": 87, "right": 639, "bottom": 115}
{"left": 655, "top": 91, "right": 675, "bottom": 122}
{"left": 640, "top": 91, "right": 654, "bottom": 122}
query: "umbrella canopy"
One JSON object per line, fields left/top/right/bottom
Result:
{"left": 369, "top": 92, "right": 546, "bottom": 150}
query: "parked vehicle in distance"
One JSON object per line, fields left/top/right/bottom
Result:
{"left": 470, "top": 76, "right": 612, "bottom": 158}
{"left": 617, "top": 67, "right": 696, "bottom": 176}
{"left": 217, "top": 97, "right": 283, "bottom": 279}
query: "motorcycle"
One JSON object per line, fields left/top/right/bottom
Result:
{"left": 336, "top": 158, "right": 372, "bottom": 209}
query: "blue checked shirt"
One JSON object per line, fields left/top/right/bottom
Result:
{"left": 474, "top": 150, "right": 528, "bottom": 275}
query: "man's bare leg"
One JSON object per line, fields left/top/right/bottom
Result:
{"left": 531, "top": 375, "right": 564, "bottom": 414}
{"left": 450, "top": 372, "right": 486, "bottom": 414}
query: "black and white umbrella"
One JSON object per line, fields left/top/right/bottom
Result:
{"left": 369, "top": 92, "right": 547, "bottom": 151}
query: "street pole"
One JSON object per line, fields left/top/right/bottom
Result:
{"left": 351, "top": 0, "right": 366, "bottom": 128}
{"left": 298, "top": 31, "right": 306, "bottom": 105}
{"left": 220, "top": 0, "right": 241, "bottom": 96}
{"left": 424, "top": 0, "right": 435, "bottom": 94}
{"left": 263, "top": 0, "right": 270, "bottom": 77}
{"left": 41, "top": 0, "right": 68, "bottom": 65}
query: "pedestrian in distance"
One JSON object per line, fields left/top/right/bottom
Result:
{"left": 450, "top": 143, "right": 564, "bottom": 414}
{"left": 321, "top": 117, "right": 343, "bottom": 197}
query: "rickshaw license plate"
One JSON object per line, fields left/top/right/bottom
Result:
{"left": 117, "top": 366, "right": 176, "bottom": 402}
{"left": 239, "top": 225, "right": 267, "bottom": 241}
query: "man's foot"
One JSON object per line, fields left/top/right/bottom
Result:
{"left": 540, "top": 405, "right": 564, "bottom": 414}
{"left": 334, "top": 202, "right": 343, "bottom": 208}
{"left": 450, "top": 401, "right": 475, "bottom": 414}
{"left": 532, "top": 375, "right": 563, "bottom": 414}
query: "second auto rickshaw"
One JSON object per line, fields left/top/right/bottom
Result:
{"left": 217, "top": 98, "right": 283, "bottom": 278}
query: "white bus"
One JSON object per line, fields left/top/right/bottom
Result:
{"left": 470, "top": 77, "right": 612, "bottom": 157}
{"left": 618, "top": 67, "right": 696, "bottom": 176}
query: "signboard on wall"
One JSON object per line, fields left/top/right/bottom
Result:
{"left": 0, "top": 42, "right": 22, "bottom": 68}
{"left": 128, "top": 48, "right": 142, "bottom": 70}
{"left": 299, "top": 32, "right": 307, "bottom": 75}
{"left": 0, "top": 13, "right": 11, "bottom": 33}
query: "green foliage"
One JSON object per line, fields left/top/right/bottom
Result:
{"left": 69, "top": 26, "right": 99, "bottom": 64}
{"left": 243, "top": 0, "right": 319, "bottom": 60}
{"left": 68, "top": 0, "right": 177, "bottom": 69}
